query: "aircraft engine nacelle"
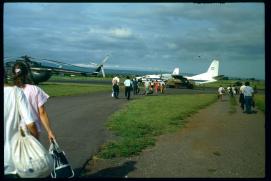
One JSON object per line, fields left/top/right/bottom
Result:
{"left": 31, "top": 71, "right": 52, "bottom": 84}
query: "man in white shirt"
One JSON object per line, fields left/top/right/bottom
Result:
{"left": 124, "top": 76, "right": 132, "bottom": 100}
{"left": 218, "top": 85, "right": 225, "bottom": 101}
{"left": 243, "top": 81, "right": 254, "bottom": 113}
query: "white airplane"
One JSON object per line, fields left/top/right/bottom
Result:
{"left": 136, "top": 59, "right": 221, "bottom": 86}
{"left": 183, "top": 59, "right": 220, "bottom": 85}
{"left": 136, "top": 67, "right": 179, "bottom": 82}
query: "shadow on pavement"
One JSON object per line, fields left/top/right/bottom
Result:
{"left": 82, "top": 161, "right": 137, "bottom": 178}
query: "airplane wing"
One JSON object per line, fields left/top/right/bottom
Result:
{"left": 172, "top": 74, "right": 187, "bottom": 81}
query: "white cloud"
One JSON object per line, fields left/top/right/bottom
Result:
{"left": 109, "top": 27, "right": 133, "bottom": 38}
{"left": 87, "top": 27, "right": 134, "bottom": 40}
{"left": 166, "top": 42, "right": 177, "bottom": 49}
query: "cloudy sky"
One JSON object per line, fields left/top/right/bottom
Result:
{"left": 4, "top": 3, "right": 265, "bottom": 79}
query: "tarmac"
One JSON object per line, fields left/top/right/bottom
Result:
{"left": 40, "top": 89, "right": 265, "bottom": 178}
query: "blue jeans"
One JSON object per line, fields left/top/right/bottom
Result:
{"left": 244, "top": 96, "right": 252, "bottom": 113}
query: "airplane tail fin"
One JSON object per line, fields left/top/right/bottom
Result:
{"left": 206, "top": 60, "right": 219, "bottom": 77}
{"left": 172, "top": 67, "right": 180, "bottom": 75}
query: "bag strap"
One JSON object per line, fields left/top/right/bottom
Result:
{"left": 14, "top": 87, "right": 21, "bottom": 129}
{"left": 50, "top": 138, "right": 61, "bottom": 152}
{"left": 14, "top": 87, "right": 29, "bottom": 136}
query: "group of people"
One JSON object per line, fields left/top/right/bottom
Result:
{"left": 4, "top": 62, "right": 56, "bottom": 178}
{"left": 111, "top": 76, "right": 166, "bottom": 100}
{"left": 143, "top": 80, "right": 166, "bottom": 95}
{"left": 112, "top": 76, "right": 136, "bottom": 100}
{"left": 217, "top": 81, "right": 255, "bottom": 114}
{"left": 226, "top": 85, "right": 240, "bottom": 96}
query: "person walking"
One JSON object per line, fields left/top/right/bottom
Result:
{"left": 112, "top": 82, "right": 120, "bottom": 99}
{"left": 124, "top": 76, "right": 132, "bottom": 100}
{"left": 239, "top": 83, "right": 246, "bottom": 111}
{"left": 243, "top": 81, "right": 254, "bottom": 114}
{"left": 160, "top": 81, "right": 166, "bottom": 94}
{"left": 12, "top": 62, "right": 56, "bottom": 141}
{"left": 4, "top": 71, "right": 38, "bottom": 178}
{"left": 112, "top": 76, "right": 120, "bottom": 98}
{"left": 218, "top": 85, "right": 225, "bottom": 101}
{"left": 133, "top": 78, "right": 139, "bottom": 95}
{"left": 144, "top": 81, "right": 150, "bottom": 95}
{"left": 112, "top": 76, "right": 120, "bottom": 99}
{"left": 154, "top": 80, "right": 159, "bottom": 94}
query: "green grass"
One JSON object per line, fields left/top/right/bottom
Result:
{"left": 97, "top": 94, "right": 217, "bottom": 159}
{"left": 39, "top": 83, "right": 111, "bottom": 97}
{"left": 202, "top": 80, "right": 265, "bottom": 90}
{"left": 254, "top": 94, "right": 265, "bottom": 112}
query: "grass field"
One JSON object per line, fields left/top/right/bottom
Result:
{"left": 97, "top": 94, "right": 217, "bottom": 159}
{"left": 254, "top": 94, "right": 265, "bottom": 112}
{"left": 202, "top": 80, "right": 265, "bottom": 90}
{"left": 39, "top": 83, "right": 111, "bottom": 97}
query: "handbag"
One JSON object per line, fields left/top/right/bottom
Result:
{"left": 11, "top": 88, "right": 54, "bottom": 178}
{"left": 49, "top": 139, "right": 74, "bottom": 178}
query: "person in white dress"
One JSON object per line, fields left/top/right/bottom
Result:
{"left": 4, "top": 72, "right": 38, "bottom": 177}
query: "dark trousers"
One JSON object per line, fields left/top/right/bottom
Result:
{"left": 113, "top": 85, "right": 119, "bottom": 98}
{"left": 114, "top": 91, "right": 119, "bottom": 98}
{"left": 244, "top": 96, "right": 252, "bottom": 113}
{"left": 133, "top": 86, "right": 138, "bottom": 95}
{"left": 239, "top": 93, "right": 245, "bottom": 110}
{"left": 125, "top": 86, "right": 131, "bottom": 100}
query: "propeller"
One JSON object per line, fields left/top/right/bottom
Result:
{"left": 100, "top": 55, "right": 110, "bottom": 78}
{"left": 20, "top": 55, "right": 34, "bottom": 61}
{"left": 4, "top": 56, "right": 17, "bottom": 62}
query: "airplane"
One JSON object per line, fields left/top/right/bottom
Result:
{"left": 4, "top": 55, "right": 110, "bottom": 84}
{"left": 135, "top": 67, "right": 180, "bottom": 82}
{"left": 182, "top": 59, "right": 221, "bottom": 85}
{"left": 135, "top": 59, "right": 221, "bottom": 88}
